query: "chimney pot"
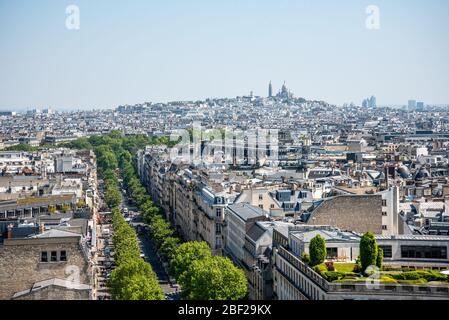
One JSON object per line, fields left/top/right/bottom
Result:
{"left": 7, "top": 224, "right": 14, "bottom": 239}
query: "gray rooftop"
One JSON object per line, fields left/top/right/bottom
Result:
{"left": 375, "top": 234, "right": 449, "bottom": 241}
{"left": 227, "top": 203, "right": 267, "bottom": 221}
{"left": 246, "top": 223, "right": 268, "bottom": 242}
{"left": 31, "top": 229, "right": 81, "bottom": 239}
{"left": 290, "top": 229, "right": 361, "bottom": 243}
{"left": 12, "top": 278, "right": 91, "bottom": 299}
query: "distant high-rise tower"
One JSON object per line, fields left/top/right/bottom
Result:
{"left": 268, "top": 81, "right": 273, "bottom": 98}
{"left": 416, "top": 101, "right": 425, "bottom": 111}
{"left": 408, "top": 100, "right": 417, "bottom": 111}
{"left": 369, "top": 96, "right": 377, "bottom": 108}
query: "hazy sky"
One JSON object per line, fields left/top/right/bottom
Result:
{"left": 1, "top": 0, "right": 448, "bottom": 110}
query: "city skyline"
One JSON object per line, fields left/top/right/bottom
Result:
{"left": 1, "top": 0, "right": 449, "bottom": 110}
{"left": 0, "top": 80, "right": 446, "bottom": 112}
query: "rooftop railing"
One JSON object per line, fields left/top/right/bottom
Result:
{"left": 278, "top": 246, "right": 449, "bottom": 298}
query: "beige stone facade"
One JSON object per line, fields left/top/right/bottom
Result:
{"left": 0, "top": 236, "right": 90, "bottom": 300}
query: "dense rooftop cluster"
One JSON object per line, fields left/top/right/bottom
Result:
{"left": 1, "top": 92, "right": 449, "bottom": 300}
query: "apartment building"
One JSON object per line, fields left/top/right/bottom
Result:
{"left": 224, "top": 203, "right": 268, "bottom": 264}
{"left": 194, "top": 185, "right": 237, "bottom": 255}
{"left": 141, "top": 148, "right": 239, "bottom": 255}
{"left": 272, "top": 226, "right": 449, "bottom": 300}
{"left": 235, "top": 187, "right": 315, "bottom": 219}
{"left": 0, "top": 228, "right": 92, "bottom": 300}
{"left": 243, "top": 220, "right": 293, "bottom": 300}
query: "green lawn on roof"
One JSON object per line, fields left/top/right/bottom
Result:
{"left": 334, "top": 263, "right": 356, "bottom": 273}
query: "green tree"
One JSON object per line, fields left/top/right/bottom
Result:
{"left": 149, "top": 216, "right": 174, "bottom": 248}
{"left": 105, "top": 186, "right": 121, "bottom": 208}
{"left": 160, "top": 237, "right": 181, "bottom": 261}
{"left": 118, "top": 150, "right": 132, "bottom": 167}
{"left": 5, "top": 144, "right": 37, "bottom": 152}
{"left": 360, "top": 232, "right": 378, "bottom": 274}
{"left": 108, "top": 208, "right": 164, "bottom": 300}
{"left": 376, "top": 246, "right": 384, "bottom": 270}
{"left": 102, "top": 169, "right": 118, "bottom": 183}
{"left": 142, "top": 206, "right": 161, "bottom": 223}
{"left": 309, "top": 235, "right": 327, "bottom": 267}
{"left": 178, "top": 256, "right": 248, "bottom": 300}
{"left": 140, "top": 200, "right": 155, "bottom": 215}
{"left": 95, "top": 145, "right": 118, "bottom": 171}
{"left": 109, "top": 259, "right": 164, "bottom": 300}
{"left": 64, "top": 137, "right": 92, "bottom": 150}
{"left": 170, "top": 242, "right": 212, "bottom": 279}
{"left": 108, "top": 130, "right": 123, "bottom": 140}
{"left": 98, "top": 152, "right": 118, "bottom": 171}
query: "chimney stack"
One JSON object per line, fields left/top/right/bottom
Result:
{"left": 7, "top": 224, "right": 14, "bottom": 239}
{"left": 39, "top": 223, "right": 45, "bottom": 234}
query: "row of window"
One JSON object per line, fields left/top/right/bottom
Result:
{"left": 401, "top": 246, "right": 447, "bottom": 259}
{"left": 325, "top": 245, "right": 448, "bottom": 260}
{"left": 378, "top": 245, "right": 447, "bottom": 259}
{"left": 41, "top": 250, "right": 67, "bottom": 263}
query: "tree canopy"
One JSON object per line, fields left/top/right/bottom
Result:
{"left": 171, "top": 242, "right": 212, "bottom": 279}
{"left": 360, "top": 232, "right": 379, "bottom": 274}
{"left": 309, "top": 235, "right": 327, "bottom": 267}
{"left": 178, "top": 256, "right": 248, "bottom": 300}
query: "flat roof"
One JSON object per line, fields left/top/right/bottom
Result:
{"left": 227, "top": 203, "right": 266, "bottom": 221}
